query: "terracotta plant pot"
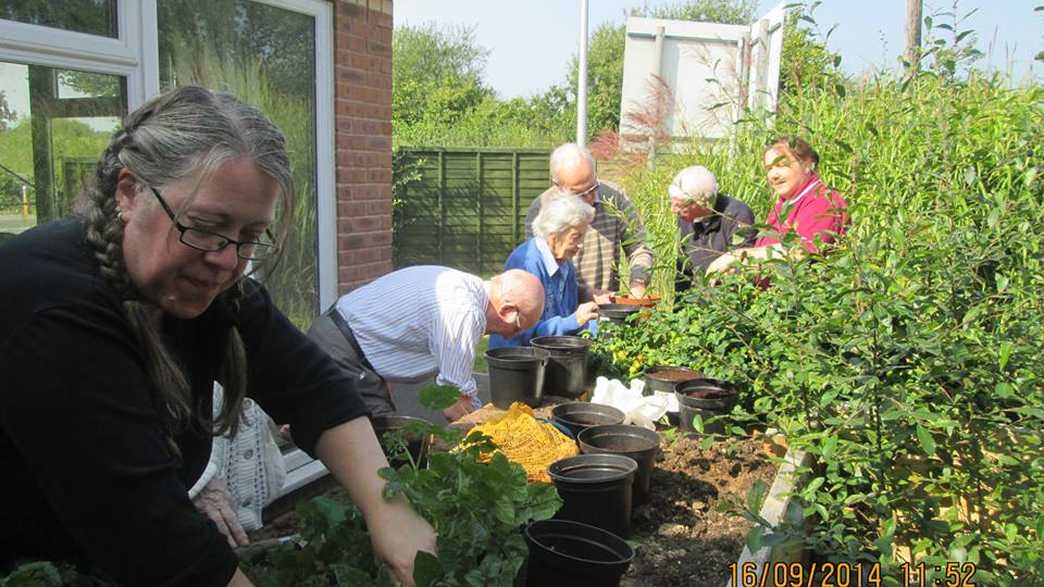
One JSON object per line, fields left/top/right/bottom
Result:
{"left": 609, "top": 295, "right": 659, "bottom": 308}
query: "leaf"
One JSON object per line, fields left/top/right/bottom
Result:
{"left": 746, "top": 525, "right": 765, "bottom": 552}
{"left": 998, "top": 341, "right": 1013, "bottom": 370}
{"left": 700, "top": 435, "right": 715, "bottom": 450}
{"left": 963, "top": 167, "right": 977, "bottom": 186}
{"left": 412, "top": 550, "right": 442, "bottom": 587}
{"left": 916, "top": 425, "right": 936, "bottom": 455}
{"left": 493, "top": 494, "right": 516, "bottom": 526}
{"left": 955, "top": 30, "right": 974, "bottom": 43}
{"left": 692, "top": 413, "right": 704, "bottom": 433}
{"left": 994, "top": 382, "right": 1014, "bottom": 399}
{"left": 747, "top": 479, "right": 768, "bottom": 513}
{"left": 419, "top": 383, "right": 463, "bottom": 410}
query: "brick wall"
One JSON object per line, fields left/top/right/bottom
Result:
{"left": 333, "top": 0, "right": 394, "bottom": 293}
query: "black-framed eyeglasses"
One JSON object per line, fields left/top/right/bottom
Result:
{"left": 148, "top": 185, "right": 275, "bottom": 261}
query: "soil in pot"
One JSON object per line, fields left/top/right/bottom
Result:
{"left": 485, "top": 346, "right": 549, "bottom": 408}
{"left": 578, "top": 424, "right": 660, "bottom": 507}
{"left": 552, "top": 402, "right": 626, "bottom": 438}
{"left": 643, "top": 366, "right": 702, "bottom": 396}
{"left": 525, "top": 519, "right": 634, "bottom": 587}
{"left": 549, "top": 453, "right": 638, "bottom": 539}
{"left": 675, "top": 379, "right": 739, "bottom": 434}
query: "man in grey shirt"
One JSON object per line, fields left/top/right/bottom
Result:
{"left": 525, "top": 143, "right": 654, "bottom": 303}
{"left": 668, "top": 166, "right": 755, "bottom": 290}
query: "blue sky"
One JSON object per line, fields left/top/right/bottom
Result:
{"left": 394, "top": 0, "right": 1041, "bottom": 99}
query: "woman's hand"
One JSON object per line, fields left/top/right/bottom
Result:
{"left": 366, "top": 495, "right": 439, "bottom": 586}
{"left": 192, "top": 478, "right": 249, "bottom": 548}
{"left": 316, "top": 418, "right": 437, "bottom": 587}
{"left": 575, "top": 301, "right": 600, "bottom": 327}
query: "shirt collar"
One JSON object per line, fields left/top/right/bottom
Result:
{"left": 784, "top": 175, "right": 822, "bottom": 207}
{"left": 534, "top": 236, "right": 560, "bottom": 277}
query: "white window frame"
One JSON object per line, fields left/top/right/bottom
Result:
{"left": 0, "top": 1, "right": 148, "bottom": 107}
{"left": 253, "top": 0, "right": 338, "bottom": 314}
{"left": 1, "top": 0, "right": 337, "bottom": 309}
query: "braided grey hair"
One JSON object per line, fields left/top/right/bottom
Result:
{"left": 80, "top": 86, "right": 294, "bottom": 446}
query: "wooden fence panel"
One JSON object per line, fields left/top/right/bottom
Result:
{"left": 395, "top": 147, "right": 550, "bottom": 274}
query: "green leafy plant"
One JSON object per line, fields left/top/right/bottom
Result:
{"left": 244, "top": 384, "right": 563, "bottom": 586}
{"left": 589, "top": 54, "right": 1043, "bottom": 584}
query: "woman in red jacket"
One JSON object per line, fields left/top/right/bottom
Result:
{"left": 706, "top": 136, "right": 848, "bottom": 275}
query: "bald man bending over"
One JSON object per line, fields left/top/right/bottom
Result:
{"left": 307, "top": 267, "right": 545, "bottom": 422}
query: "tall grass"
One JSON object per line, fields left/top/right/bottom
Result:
{"left": 170, "top": 36, "right": 319, "bottom": 330}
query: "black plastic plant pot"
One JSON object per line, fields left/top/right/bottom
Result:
{"left": 597, "top": 303, "right": 641, "bottom": 324}
{"left": 577, "top": 424, "right": 660, "bottom": 507}
{"left": 642, "top": 365, "right": 702, "bottom": 396}
{"left": 548, "top": 453, "right": 637, "bottom": 538}
{"left": 371, "top": 415, "right": 431, "bottom": 467}
{"left": 530, "top": 335, "right": 592, "bottom": 398}
{"left": 524, "top": 519, "right": 634, "bottom": 587}
{"left": 674, "top": 378, "right": 739, "bottom": 434}
{"left": 485, "top": 346, "right": 550, "bottom": 409}
{"left": 551, "top": 402, "right": 626, "bottom": 439}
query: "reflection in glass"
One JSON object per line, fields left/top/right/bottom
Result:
{"left": 158, "top": 0, "right": 319, "bottom": 330}
{"left": 1, "top": 0, "right": 117, "bottom": 38}
{"left": 0, "top": 61, "right": 126, "bottom": 238}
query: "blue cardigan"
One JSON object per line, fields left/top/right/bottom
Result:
{"left": 489, "top": 238, "right": 588, "bottom": 348}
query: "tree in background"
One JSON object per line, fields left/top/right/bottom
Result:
{"left": 0, "top": 91, "right": 15, "bottom": 132}
{"left": 393, "top": 23, "right": 492, "bottom": 137}
{"left": 778, "top": 5, "right": 845, "bottom": 101}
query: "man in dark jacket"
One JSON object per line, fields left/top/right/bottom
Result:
{"left": 669, "top": 165, "right": 755, "bottom": 291}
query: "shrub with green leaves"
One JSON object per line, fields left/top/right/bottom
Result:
{"left": 592, "top": 68, "right": 1043, "bottom": 585}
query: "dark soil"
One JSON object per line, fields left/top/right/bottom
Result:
{"left": 621, "top": 433, "right": 777, "bottom": 587}
{"left": 645, "top": 368, "right": 702, "bottom": 382}
{"left": 247, "top": 432, "right": 779, "bottom": 587}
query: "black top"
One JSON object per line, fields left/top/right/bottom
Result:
{"left": 676, "top": 194, "right": 755, "bottom": 290}
{"left": 0, "top": 219, "right": 369, "bottom": 585}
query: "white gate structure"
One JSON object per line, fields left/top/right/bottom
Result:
{"left": 619, "top": 2, "right": 786, "bottom": 146}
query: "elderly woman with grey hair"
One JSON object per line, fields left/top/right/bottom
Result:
{"left": 669, "top": 165, "right": 755, "bottom": 290}
{"left": 489, "top": 194, "right": 600, "bottom": 348}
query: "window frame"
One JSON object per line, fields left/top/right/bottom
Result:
{"left": 0, "top": 0, "right": 337, "bottom": 309}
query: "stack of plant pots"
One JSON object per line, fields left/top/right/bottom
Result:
{"left": 528, "top": 401, "right": 666, "bottom": 586}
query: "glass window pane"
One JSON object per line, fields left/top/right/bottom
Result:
{"left": 158, "top": 0, "right": 319, "bottom": 331}
{"left": 1, "top": 0, "right": 118, "bottom": 38}
{"left": 0, "top": 61, "right": 126, "bottom": 238}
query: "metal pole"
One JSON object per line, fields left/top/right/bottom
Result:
{"left": 576, "top": 0, "right": 589, "bottom": 146}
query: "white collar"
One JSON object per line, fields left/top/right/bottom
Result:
{"left": 786, "top": 177, "right": 821, "bottom": 208}
{"left": 534, "top": 236, "right": 560, "bottom": 277}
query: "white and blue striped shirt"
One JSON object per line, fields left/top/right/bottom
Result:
{"left": 333, "top": 266, "right": 488, "bottom": 403}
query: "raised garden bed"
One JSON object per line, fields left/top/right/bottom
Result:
{"left": 246, "top": 429, "right": 783, "bottom": 586}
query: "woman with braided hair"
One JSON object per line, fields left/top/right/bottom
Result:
{"left": 0, "top": 86, "right": 435, "bottom": 586}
